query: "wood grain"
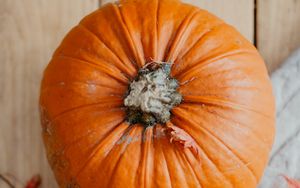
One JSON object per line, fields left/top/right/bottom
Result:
{"left": 257, "top": 0, "right": 300, "bottom": 72}
{"left": 100, "top": 0, "right": 254, "bottom": 42}
{"left": 0, "top": 1, "right": 98, "bottom": 188}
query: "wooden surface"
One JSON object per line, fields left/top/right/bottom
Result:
{"left": 257, "top": 0, "right": 300, "bottom": 72}
{"left": 181, "top": 0, "right": 254, "bottom": 42}
{"left": 0, "top": 0, "right": 98, "bottom": 187}
{"left": 0, "top": 0, "right": 300, "bottom": 187}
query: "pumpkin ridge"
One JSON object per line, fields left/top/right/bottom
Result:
{"left": 171, "top": 112, "right": 259, "bottom": 183}
{"left": 74, "top": 123, "right": 130, "bottom": 182}
{"left": 78, "top": 22, "right": 139, "bottom": 71}
{"left": 183, "top": 95, "right": 273, "bottom": 119}
{"left": 176, "top": 105, "right": 273, "bottom": 178}
{"left": 165, "top": 8, "right": 199, "bottom": 62}
{"left": 151, "top": 124, "right": 174, "bottom": 187}
{"left": 175, "top": 49, "right": 251, "bottom": 79}
{"left": 157, "top": 136, "right": 175, "bottom": 187}
{"left": 178, "top": 104, "right": 271, "bottom": 150}
{"left": 41, "top": 98, "right": 123, "bottom": 124}
{"left": 76, "top": 24, "right": 138, "bottom": 75}
{"left": 97, "top": 125, "right": 139, "bottom": 187}
{"left": 174, "top": 147, "right": 203, "bottom": 188}
{"left": 40, "top": 81, "right": 125, "bottom": 94}
{"left": 160, "top": 130, "right": 192, "bottom": 188}
{"left": 52, "top": 54, "right": 129, "bottom": 85}
{"left": 173, "top": 21, "right": 225, "bottom": 66}
{"left": 170, "top": 120, "right": 234, "bottom": 187}
{"left": 155, "top": 0, "right": 160, "bottom": 61}
{"left": 111, "top": 3, "right": 145, "bottom": 68}
{"left": 136, "top": 126, "right": 155, "bottom": 187}
{"left": 46, "top": 120, "right": 125, "bottom": 168}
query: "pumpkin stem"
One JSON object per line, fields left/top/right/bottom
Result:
{"left": 124, "top": 61, "right": 182, "bottom": 126}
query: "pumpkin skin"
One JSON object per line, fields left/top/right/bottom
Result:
{"left": 39, "top": 0, "right": 275, "bottom": 187}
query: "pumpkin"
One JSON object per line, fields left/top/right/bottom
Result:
{"left": 39, "top": 0, "right": 275, "bottom": 187}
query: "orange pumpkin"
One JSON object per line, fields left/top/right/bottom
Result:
{"left": 39, "top": 0, "right": 275, "bottom": 187}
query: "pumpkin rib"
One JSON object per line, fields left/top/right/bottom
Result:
{"left": 75, "top": 124, "right": 131, "bottom": 187}
{"left": 200, "top": 126, "right": 258, "bottom": 182}
{"left": 136, "top": 126, "right": 155, "bottom": 188}
{"left": 182, "top": 150, "right": 205, "bottom": 187}
{"left": 42, "top": 108, "right": 124, "bottom": 150}
{"left": 171, "top": 118, "right": 257, "bottom": 186}
{"left": 182, "top": 144, "right": 234, "bottom": 188}
{"left": 97, "top": 125, "right": 138, "bottom": 187}
{"left": 92, "top": 126, "right": 137, "bottom": 187}
{"left": 165, "top": 121, "right": 202, "bottom": 188}
{"left": 177, "top": 57, "right": 253, "bottom": 84}
{"left": 42, "top": 56, "right": 130, "bottom": 93}
{"left": 44, "top": 118, "right": 125, "bottom": 162}
{"left": 78, "top": 22, "right": 139, "bottom": 72}
{"left": 183, "top": 95, "right": 273, "bottom": 119}
{"left": 178, "top": 104, "right": 271, "bottom": 150}
{"left": 202, "top": 106, "right": 273, "bottom": 149}
{"left": 169, "top": 120, "right": 235, "bottom": 187}
{"left": 174, "top": 106, "right": 273, "bottom": 179}
{"left": 170, "top": 23, "right": 228, "bottom": 76}
{"left": 52, "top": 55, "right": 129, "bottom": 85}
{"left": 41, "top": 97, "right": 123, "bottom": 126}
{"left": 173, "top": 22, "right": 225, "bottom": 65}
{"left": 111, "top": 3, "right": 145, "bottom": 68}
{"left": 161, "top": 138, "right": 192, "bottom": 188}
{"left": 155, "top": 0, "right": 159, "bottom": 61}
{"left": 104, "top": 125, "right": 144, "bottom": 187}
{"left": 199, "top": 107, "right": 273, "bottom": 152}
{"left": 75, "top": 24, "right": 137, "bottom": 77}
{"left": 152, "top": 125, "right": 173, "bottom": 188}
{"left": 180, "top": 65, "right": 263, "bottom": 88}
{"left": 175, "top": 49, "right": 254, "bottom": 79}
{"left": 74, "top": 122, "right": 131, "bottom": 179}
{"left": 40, "top": 81, "right": 124, "bottom": 95}
{"left": 171, "top": 115, "right": 258, "bottom": 183}
{"left": 177, "top": 149, "right": 203, "bottom": 188}
{"left": 157, "top": 136, "right": 174, "bottom": 188}
{"left": 164, "top": 8, "right": 199, "bottom": 62}
{"left": 192, "top": 138, "right": 234, "bottom": 187}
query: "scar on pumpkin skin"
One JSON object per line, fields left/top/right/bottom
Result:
{"left": 164, "top": 122, "right": 200, "bottom": 157}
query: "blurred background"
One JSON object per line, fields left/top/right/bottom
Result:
{"left": 0, "top": 0, "right": 299, "bottom": 187}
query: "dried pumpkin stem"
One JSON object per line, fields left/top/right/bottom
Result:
{"left": 124, "top": 61, "right": 182, "bottom": 126}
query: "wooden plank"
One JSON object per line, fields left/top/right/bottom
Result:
{"left": 182, "top": 0, "right": 254, "bottom": 43}
{"left": 0, "top": 1, "right": 98, "bottom": 188}
{"left": 257, "top": 0, "right": 300, "bottom": 72}
{"left": 100, "top": 0, "right": 254, "bottom": 42}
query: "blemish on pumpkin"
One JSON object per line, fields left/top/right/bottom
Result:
{"left": 88, "top": 84, "right": 97, "bottom": 93}
{"left": 164, "top": 123, "right": 199, "bottom": 156}
{"left": 116, "top": 128, "right": 166, "bottom": 145}
{"left": 49, "top": 151, "right": 69, "bottom": 171}
{"left": 66, "top": 179, "right": 80, "bottom": 188}
{"left": 180, "top": 77, "right": 197, "bottom": 86}
{"left": 39, "top": 105, "right": 50, "bottom": 126}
